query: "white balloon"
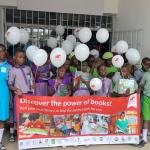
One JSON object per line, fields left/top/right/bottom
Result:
{"left": 79, "top": 27, "right": 92, "bottom": 43}
{"left": 90, "top": 78, "right": 102, "bottom": 91}
{"left": 20, "top": 29, "right": 29, "bottom": 44}
{"left": 33, "top": 49, "right": 48, "bottom": 67}
{"left": 90, "top": 49, "right": 99, "bottom": 58}
{"left": 47, "top": 37, "right": 57, "bottom": 49}
{"left": 112, "top": 55, "right": 124, "bottom": 68}
{"left": 96, "top": 28, "right": 109, "bottom": 43}
{"left": 62, "top": 40, "right": 74, "bottom": 55}
{"left": 74, "top": 28, "right": 80, "bottom": 38}
{"left": 66, "top": 35, "right": 76, "bottom": 46}
{"left": 50, "top": 47, "right": 67, "bottom": 68}
{"left": 5, "top": 27, "right": 21, "bottom": 45}
{"left": 56, "top": 25, "right": 65, "bottom": 36}
{"left": 26, "top": 45, "right": 39, "bottom": 61}
{"left": 115, "top": 40, "right": 128, "bottom": 54}
{"left": 126, "top": 48, "right": 141, "bottom": 65}
{"left": 75, "top": 44, "right": 90, "bottom": 62}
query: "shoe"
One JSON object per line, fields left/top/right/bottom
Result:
{"left": 0, "top": 143, "right": 6, "bottom": 150}
{"left": 9, "top": 134, "right": 15, "bottom": 142}
{"left": 137, "top": 140, "right": 147, "bottom": 148}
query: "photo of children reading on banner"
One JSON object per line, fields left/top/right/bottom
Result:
{"left": 19, "top": 113, "right": 50, "bottom": 137}
{"left": 50, "top": 115, "right": 81, "bottom": 136}
{"left": 81, "top": 114, "right": 109, "bottom": 135}
{"left": 108, "top": 111, "right": 138, "bottom": 135}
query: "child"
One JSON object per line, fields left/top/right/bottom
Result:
{"left": 8, "top": 48, "right": 34, "bottom": 141}
{"left": 69, "top": 55, "right": 80, "bottom": 73}
{"left": 134, "top": 57, "right": 150, "bottom": 83}
{"left": 113, "top": 64, "right": 138, "bottom": 97}
{"left": 134, "top": 58, "right": 150, "bottom": 113}
{"left": 102, "top": 52, "right": 118, "bottom": 78}
{"left": 88, "top": 55, "right": 104, "bottom": 78}
{"left": 63, "top": 59, "right": 73, "bottom": 85}
{"left": 31, "top": 62, "right": 51, "bottom": 96}
{"left": 73, "top": 61, "right": 92, "bottom": 96}
{"left": 0, "top": 44, "right": 11, "bottom": 149}
{"left": 96, "top": 64, "right": 112, "bottom": 97}
{"left": 48, "top": 66, "right": 71, "bottom": 96}
{"left": 138, "top": 57, "right": 150, "bottom": 147}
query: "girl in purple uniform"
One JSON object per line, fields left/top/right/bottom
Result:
{"left": 31, "top": 62, "right": 51, "bottom": 96}
{"left": 8, "top": 49, "right": 34, "bottom": 141}
{"left": 73, "top": 61, "right": 92, "bottom": 96}
{"left": 48, "top": 66, "right": 71, "bottom": 96}
{"left": 63, "top": 59, "right": 73, "bottom": 87}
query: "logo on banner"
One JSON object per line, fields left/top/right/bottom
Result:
{"left": 127, "top": 94, "right": 137, "bottom": 108}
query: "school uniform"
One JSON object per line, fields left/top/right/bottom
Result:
{"left": 8, "top": 65, "right": 33, "bottom": 122}
{"left": 32, "top": 63, "right": 51, "bottom": 96}
{"left": 96, "top": 77, "right": 112, "bottom": 97}
{"left": 140, "top": 70, "right": 150, "bottom": 120}
{"left": 0, "top": 60, "right": 11, "bottom": 121}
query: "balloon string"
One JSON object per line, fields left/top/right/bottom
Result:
{"left": 81, "top": 62, "right": 82, "bottom": 74}
{"left": 13, "top": 45, "right": 14, "bottom": 57}
{"left": 59, "top": 36, "right": 62, "bottom": 47}
{"left": 56, "top": 68, "right": 59, "bottom": 84}
{"left": 56, "top": 68, "right": 58, "bottom": 79}
{"left": 34, "top": 66, "right": 38, "bottom": 80}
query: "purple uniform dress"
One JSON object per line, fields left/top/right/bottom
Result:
{"left": 96, "top": 77, "right": 113, "bottom": 97}
{"left": 32, "top": 63, "right": 51, "bottom": 96}
{"left": 73, "top": 71, "right": 92, "bottom": 96}
{"left": 48, "top": 76, "right": 71, "bottom": 96}
{"left": 8, "top": 65, "right": 33, "bottom": 122}
{"left": 66, "top": 72, "right": 73, "bottom": 84}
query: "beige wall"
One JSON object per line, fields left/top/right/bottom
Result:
{"left": 104, "top": 0, "right": 118, "bottom": 14}
{"left": 116, "top": 0, "right": 150, "bottom": 58}
{"left": 0, "top": 0, "right": 17, "bottom": 6}
{"left": 17, "top": 0, "right": 104, "bottom": 15}
{"left": 0, "top": 0, "right": 119, "bottom": 15}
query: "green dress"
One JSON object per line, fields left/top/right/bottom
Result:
{"left": 116, "top": 118, "right": 129, "bottom": 134}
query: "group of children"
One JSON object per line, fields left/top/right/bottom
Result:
{"left": 0, "top": 43, "right": 150, "bottom": 149}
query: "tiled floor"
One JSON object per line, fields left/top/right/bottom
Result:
{"left": 3, "top": 133, "right": 150, "bottom": 150}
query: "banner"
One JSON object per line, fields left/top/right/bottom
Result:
{"left": 17, "top": 94, "right": 140, "bottom": 149}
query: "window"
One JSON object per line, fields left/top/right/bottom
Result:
{"left": 6, "top": 8, "right": 113, "bottom": 29}
{"left": 5, "top": 8, "right": 113, "bottom": 49}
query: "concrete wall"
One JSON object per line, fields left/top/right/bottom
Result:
{"left": 116, "top": 0, "right": 150, "bottom": 58}
{"left": 0, "top": 0, "right": 17, "bottom": 7}
{"left": 17, "top": 0, "right": 104, "bottom": 15}
{"left": 0, "top": 0, "right": 119, "bottom": 15}
{"left": 104, "top": 0, "right": 118, "bottom": 14}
